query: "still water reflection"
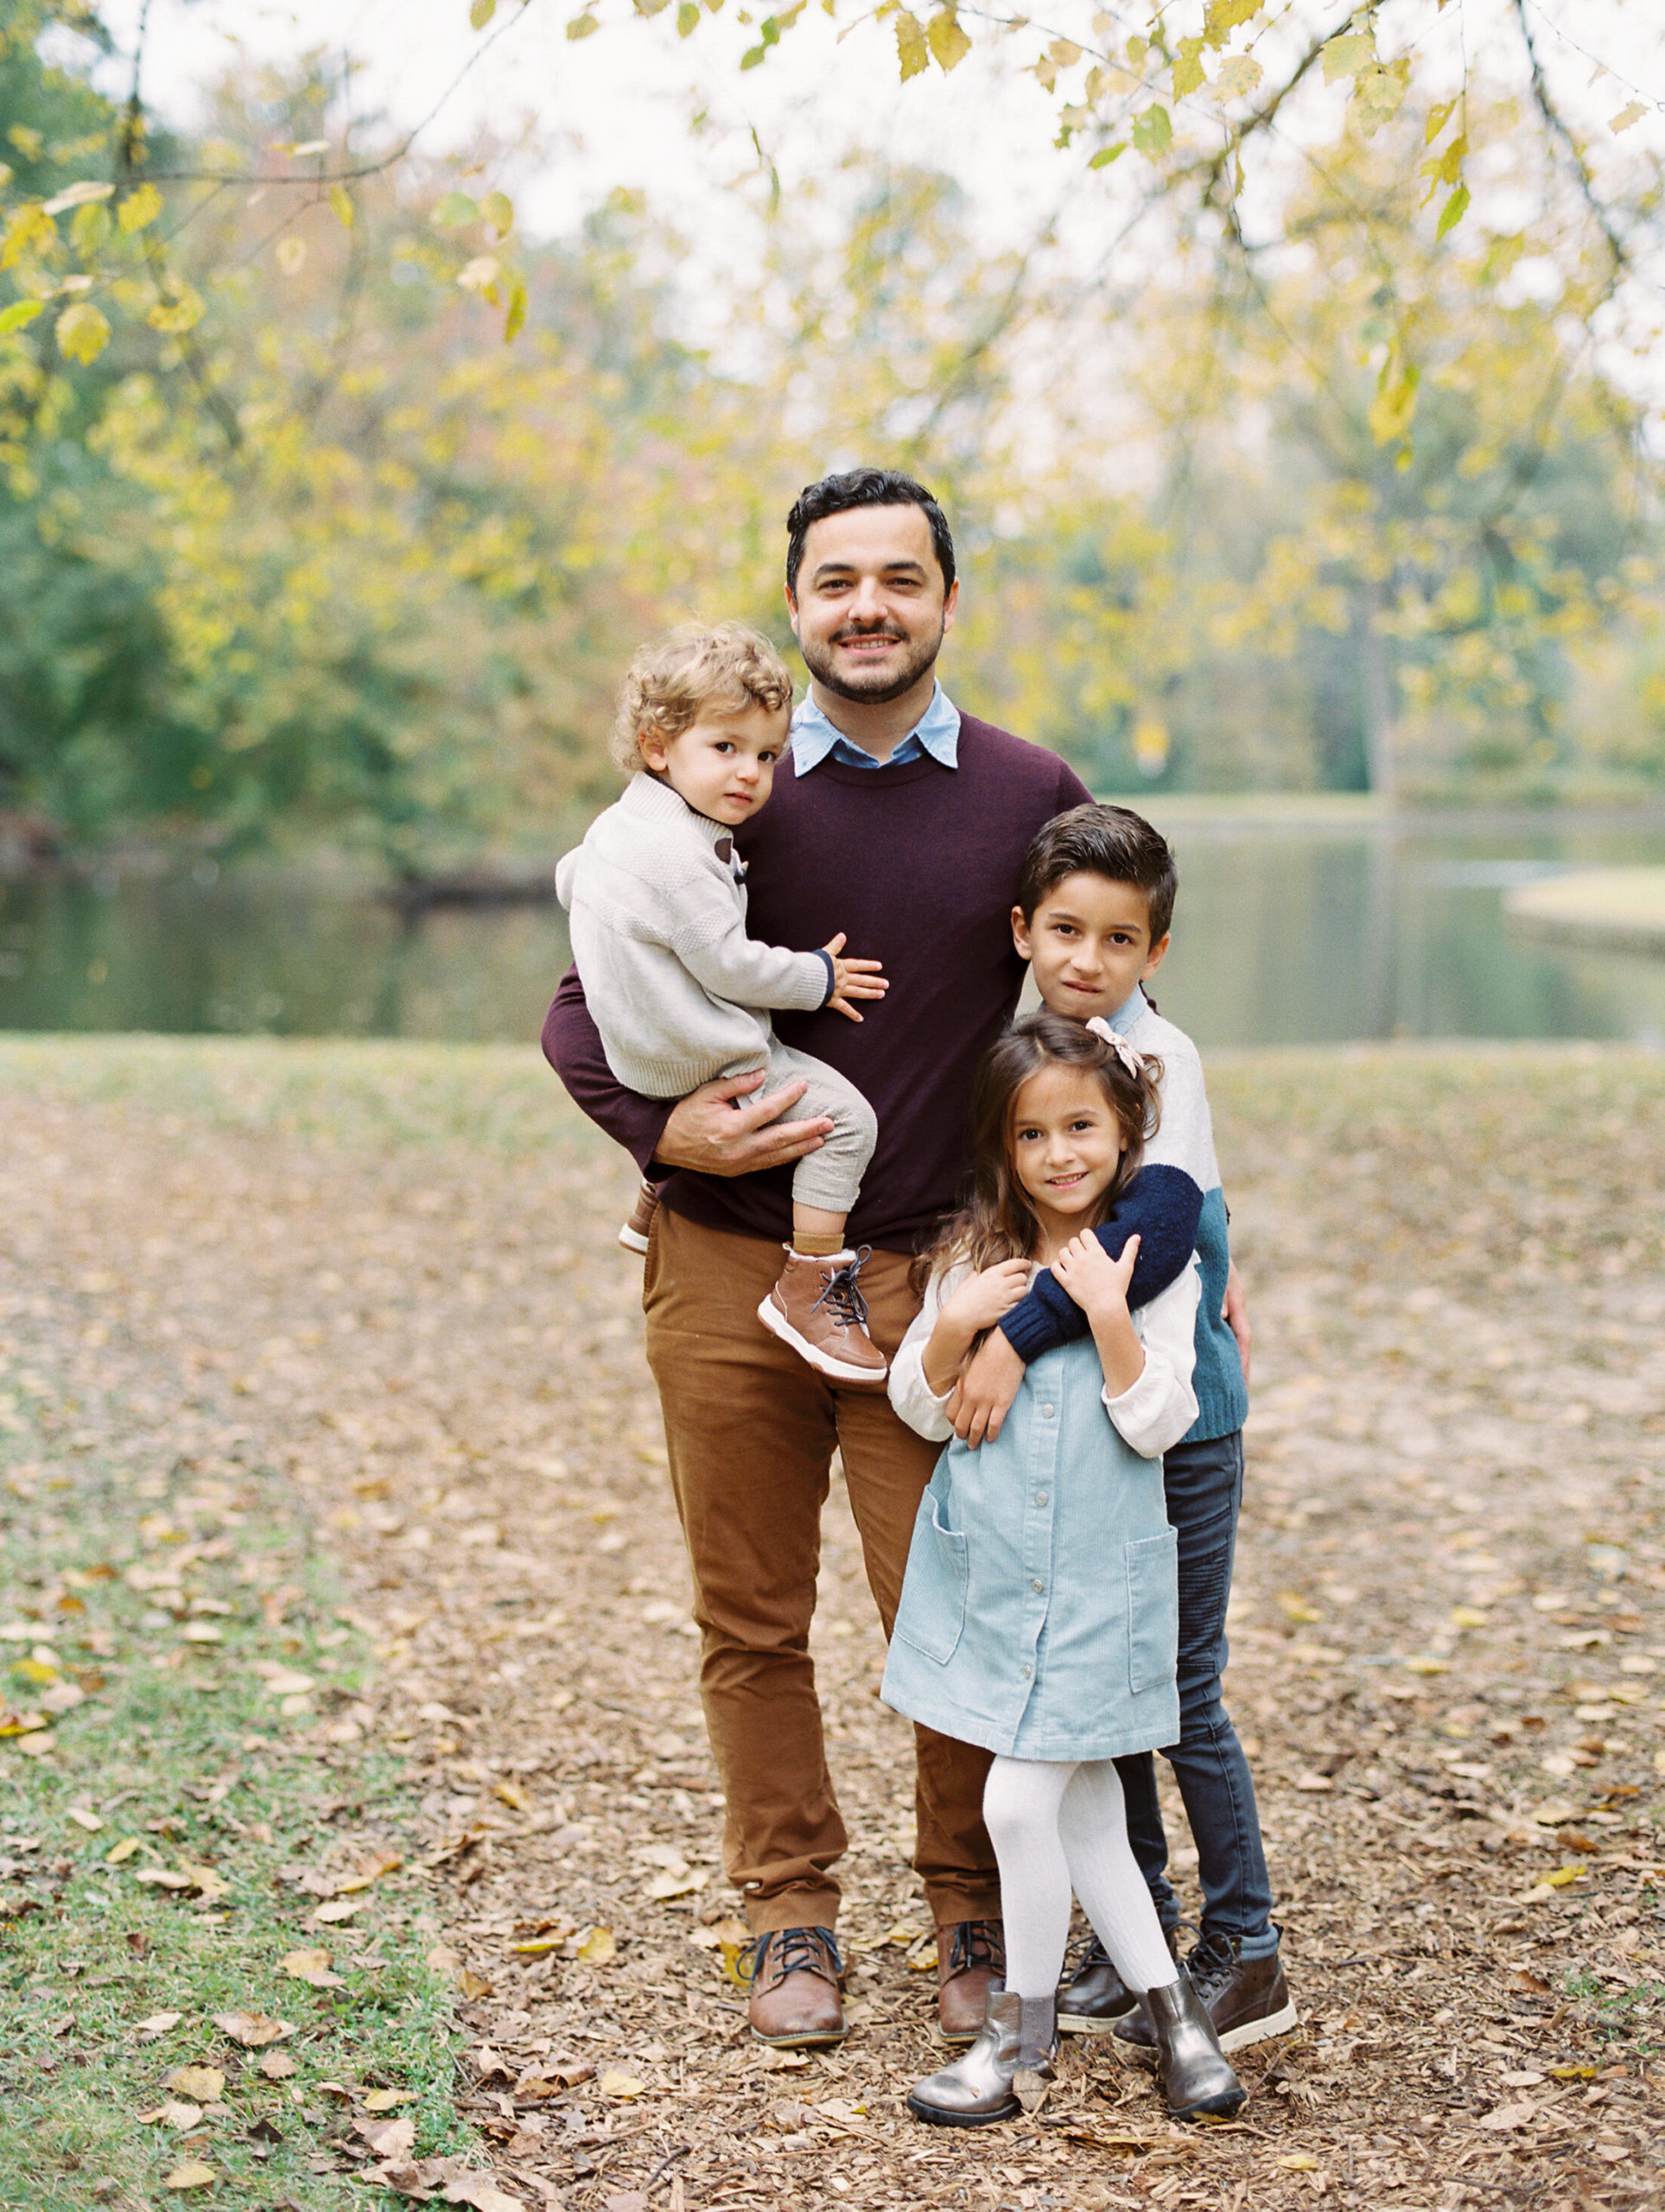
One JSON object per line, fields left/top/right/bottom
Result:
{"left": 3, "top": 814, "right": 1662, "bottom": 1050}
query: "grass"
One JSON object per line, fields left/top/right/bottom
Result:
{"left": 0, "top": 1033, "right": 601, "bottom": 1157}
{"left": 0, "top": 1413, "right": 473, "bottom": 2208}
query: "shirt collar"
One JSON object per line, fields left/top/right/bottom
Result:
{"left": 1109, "top": 985, "right": 1148, "bottom": 1030}
{"left": 790, "top": 682, "right": 961, "bottom": 776}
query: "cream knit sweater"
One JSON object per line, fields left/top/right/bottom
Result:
{"left": 555, "top": 772, "right": 833, "bottom": 1096}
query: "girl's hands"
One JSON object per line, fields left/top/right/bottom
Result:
{"left": 821, "top": 931, "right": 888, "bottom": 1023}
{"left": 942, "top": 1258, "right": 1033, "bottom": 1334}
{"left": 1052, "top": 1230, "right": 1139, "bottom": 1319}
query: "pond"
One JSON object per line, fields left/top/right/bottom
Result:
{"left": 3, "top": 808, "right": 1663, "bottom": 1052}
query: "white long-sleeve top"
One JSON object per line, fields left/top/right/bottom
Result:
{"left": 890, "top": 1254, "right": 1200, "bottom": 1459}
{"left": 555, "top": 772, "right": 831, "bottom": 1096}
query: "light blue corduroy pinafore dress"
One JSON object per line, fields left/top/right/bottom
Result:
{"left": 882, "top": 1333, "right": 1181, "bottom": 1762}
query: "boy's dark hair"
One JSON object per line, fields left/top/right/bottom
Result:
{"left": 1018, "top": 803, "right": 1179, "bottom": 943}
{"left": 785, "top": 467, "right": 956, "bottom": 595}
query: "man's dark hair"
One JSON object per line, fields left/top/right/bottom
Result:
{"left": 785, "top": 467, "right": 956, "bottom": 595}
{"left": 1017, "top": 803, "right": 1179, "bottom": 943}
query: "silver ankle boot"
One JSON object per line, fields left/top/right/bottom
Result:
{"left": 906, "top": 1990, "right": 1057, "bottom": 2127}
{"left": 1144, "top": 1968, "right": 1246, "bottom": 2120}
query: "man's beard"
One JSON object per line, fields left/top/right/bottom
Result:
{"left": 800, "top": 620, "right": 944, "bottom": 705}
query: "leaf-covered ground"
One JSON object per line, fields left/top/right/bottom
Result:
{"left": 3, "top": 1037, "right": 1662, "bottom": 2212}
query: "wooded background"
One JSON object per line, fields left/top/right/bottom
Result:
{"left": 2, "top": 0, "right": 1662, "bottom": 874}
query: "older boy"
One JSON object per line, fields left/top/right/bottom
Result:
{"left": 982, "top": 804, "right": 1298, "bottom": 2056}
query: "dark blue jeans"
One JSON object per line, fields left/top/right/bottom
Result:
{"left": 1114, "top": 1430, "right": 1276, "bottom": 1946}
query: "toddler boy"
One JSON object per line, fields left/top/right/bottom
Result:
{"left": 987, "top": 803, "right": 1297, "bottom": 2056}
{"left": 556, "top": 621, "right": 890, "bottom": 1382}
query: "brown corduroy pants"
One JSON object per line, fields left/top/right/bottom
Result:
{"left": 642, "top": 1205, "right": 999, "bottom": 1936}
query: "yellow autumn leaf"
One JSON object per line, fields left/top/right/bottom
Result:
{"left": 118, "top": 182, "right": 162, "bottom": 232}
{"left": 281, "top": 1948, "right": 344, "bottom": 1986}
{"left": 212, "top": 2012, "right": 294, "bottom": 2047}
{"left": 363, "top": 2088, "right": 409, "bottom": 2112}
{"left": 105, "top": 1836, "right": 142, "bottom": 1864}
{"left": 575, "top": 1925, "right": 616, "bottom": 1965}
{"left": 328, "top": 185, "right": 353, "bottom": 229}
{"left": 67, "top": 1806, "right": 103, "bottom": 1832}
{"left": 163, "top": 2164, "right": 216, "bottom": 2191}
{"left": 894, "top": 11, "right": 928, "bottom": 80}
{"left": 1277, "top": 2154, "right": 1320, "bottom": 2171}
{"left": 600, "top": 2069, "right": 645, "bottom": 2099}
{"left": 471, "top": 0, "right": 498, "bottom": 22}
{"left": 925, "top": 10, "right": 969, "bottom": 72}
{"left": 54, "top": 302, "right": 110, "bottom": 364}
{"left": 165, "top": 2065, "right": 226, "bottom": 2102}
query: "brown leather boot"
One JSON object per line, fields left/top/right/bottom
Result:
{"left": 937, "top": 1918, "right": 1006, "bottom": 2044}
{"left": 757, "top": 1247, "right": 888, "bottom": 1383}
{"left": 740, "top": 1925, "right": 847, "bottom": 2048}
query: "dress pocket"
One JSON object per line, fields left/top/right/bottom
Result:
{"left": 893, "top": 1488, "right": 969, "bottom": 1666}
{"left": 1124, "top": 1528, "right": 1179, "bottom": 1697}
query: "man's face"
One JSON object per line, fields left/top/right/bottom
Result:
{"left": 1013, "top": 872, "right": 1170, "bottom": 1023}
{"left": 786, "top": 503, "right": 958, "bottom": 705}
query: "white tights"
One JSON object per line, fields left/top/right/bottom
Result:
{"left": 983, "top": 1754, "right": 1182, "bottom": 2004}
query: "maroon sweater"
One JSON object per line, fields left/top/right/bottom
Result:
{"left": 543, "top": 714, "right": 1091, "bottom": 1252}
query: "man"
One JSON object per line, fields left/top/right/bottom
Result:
{"left": 545, "top": 467, "right": 1106, "bottom": 2047}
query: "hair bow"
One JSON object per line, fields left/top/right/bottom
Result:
{"left": 1085, "top": 1016, "right": 1146, "bottom": 1077}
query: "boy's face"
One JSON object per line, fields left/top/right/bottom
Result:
{"left": 640, "top": 701, "right": 790, "bottom": 829}
{"left": 1013, "top": 872, "right": 1170, "bottom": 1023}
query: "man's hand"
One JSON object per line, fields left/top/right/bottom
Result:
{"left": 822, "top": 931, "right": 888, "bottom": 1024}
{"left": 1223, "top": 1259, "right": 1251, "bottom": 1386}
{"left": 655, "top": 1070, "right": 832, "bottom": 1179}
{"left": 946, "top": 1327, "right": 1026, "bottom": 1449}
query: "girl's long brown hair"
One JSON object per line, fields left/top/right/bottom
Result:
{"left": 917, "top": 1010, "right": 1163, "bottom": 1286}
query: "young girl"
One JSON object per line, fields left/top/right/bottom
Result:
{"left": 882, "top": 1012, "right": 1246, "bottom": 2126}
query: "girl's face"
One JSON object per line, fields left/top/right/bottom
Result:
{"left": 1007, "top": 1063, "right": 1128, "bottom": 1235}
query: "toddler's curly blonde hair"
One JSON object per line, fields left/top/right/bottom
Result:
{"left": 609, "top": 621, "right": 795, "bottom": 776}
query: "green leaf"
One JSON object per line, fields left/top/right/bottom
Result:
{"left": 434, "top": 192, "right": 479, "bottom": 228}
{"left": 118, "top": 182, "right": 163, "bottom": 233}
{"left": 504, "top": 276, "right": 527, "bottom": 343}
{"left": 481, "top": 190, "right": 514, "bottom": 237}
{"left": 1172, "top": 37, "right": 1205, "bottom": 99}
{"left": 566, "top": 11, "right": 599, "bottom": 35}
{"left": 1131, "top": 104, "right": 1172, "bottom": 158}
{"left": 1435, "top": 181, "right": 1470, "bottom": 239}
{"left": 69, "top": 201, "right": 112, "bottom": 255}
{"left": 54, "top": 300, "right": 110, "bottom": 364}
{"left": 0, "top": 298, "right": 44, "bottom": 334}
{"left": 635, "top": 0, "right": 672, "bottom": 14}
{"left": 678, "top": 1, "right": 701, "bottom": 31}
{"left": 1425, "top": 99, "right": 1457, "bottom": 145}
{"left": 327, "top": 185, "right": 353, "bottom": 229}
{"left": 1320, "top": 32, "right": 1374, "bottom": 83}
{"left": 740, "top": 41, "right": 766, "bottom": 66}
{"left": 1088, "top": 141, "right": 1128, "bottom": 168}
{"left": 469, "top": 0, "right": 497, "bottom": 22}
{"left": 895, "top": 10, "right": 929, "bottom": 79}
{"left": 926, "top": 9, "right": 970, "bottom": 71}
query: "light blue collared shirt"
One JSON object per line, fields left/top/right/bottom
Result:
{"left": 790, "top": 683, "right": 961, "bottom": 775}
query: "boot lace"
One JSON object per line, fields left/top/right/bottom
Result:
{"left": 1185, "top": 1929, "right": 1238, "bottom": 2004}
{"left": 810, "top": 1245, "right": 874, "bottom": 1334}
{"left": 739, "top": 1924, "right": 842, "bottom": 1991}
{"left": 944, "top": 1918, "right": 1006, "bottom": 1980}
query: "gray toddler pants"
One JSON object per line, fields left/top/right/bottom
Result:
{"left": 734, "top": 1039, "right": 876, "bottom": 1219}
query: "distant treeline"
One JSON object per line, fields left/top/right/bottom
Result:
{"left": 1, "top": 9, "right": 1661, "bottom": 871}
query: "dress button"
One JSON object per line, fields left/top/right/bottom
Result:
{"left": 1031, "top": 1578, "right": 1044, "bottom": 1593}
{"left": 1040, "top": 1403, "right": 1056, "bottom": 1419}
{"left": 1034, "top": 1491, "right": 1048, "bottom": 1506}
{"left": 1020, "top": 1662, "right": 1032, "bottom": 1678}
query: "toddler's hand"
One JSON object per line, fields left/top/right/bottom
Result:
{"left": 943, "top": 1257, "right": 1032, "bottom": 1333}
{"left": 822, "top": 931, "right": 888, "bottom": 1023}
{"left": 1052, "top": 1230, "right": 1138, "bottom": 1318}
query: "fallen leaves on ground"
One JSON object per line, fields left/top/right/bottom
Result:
{"left": 4, "top": 1042, "right": 1662, "bottom": 2210}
